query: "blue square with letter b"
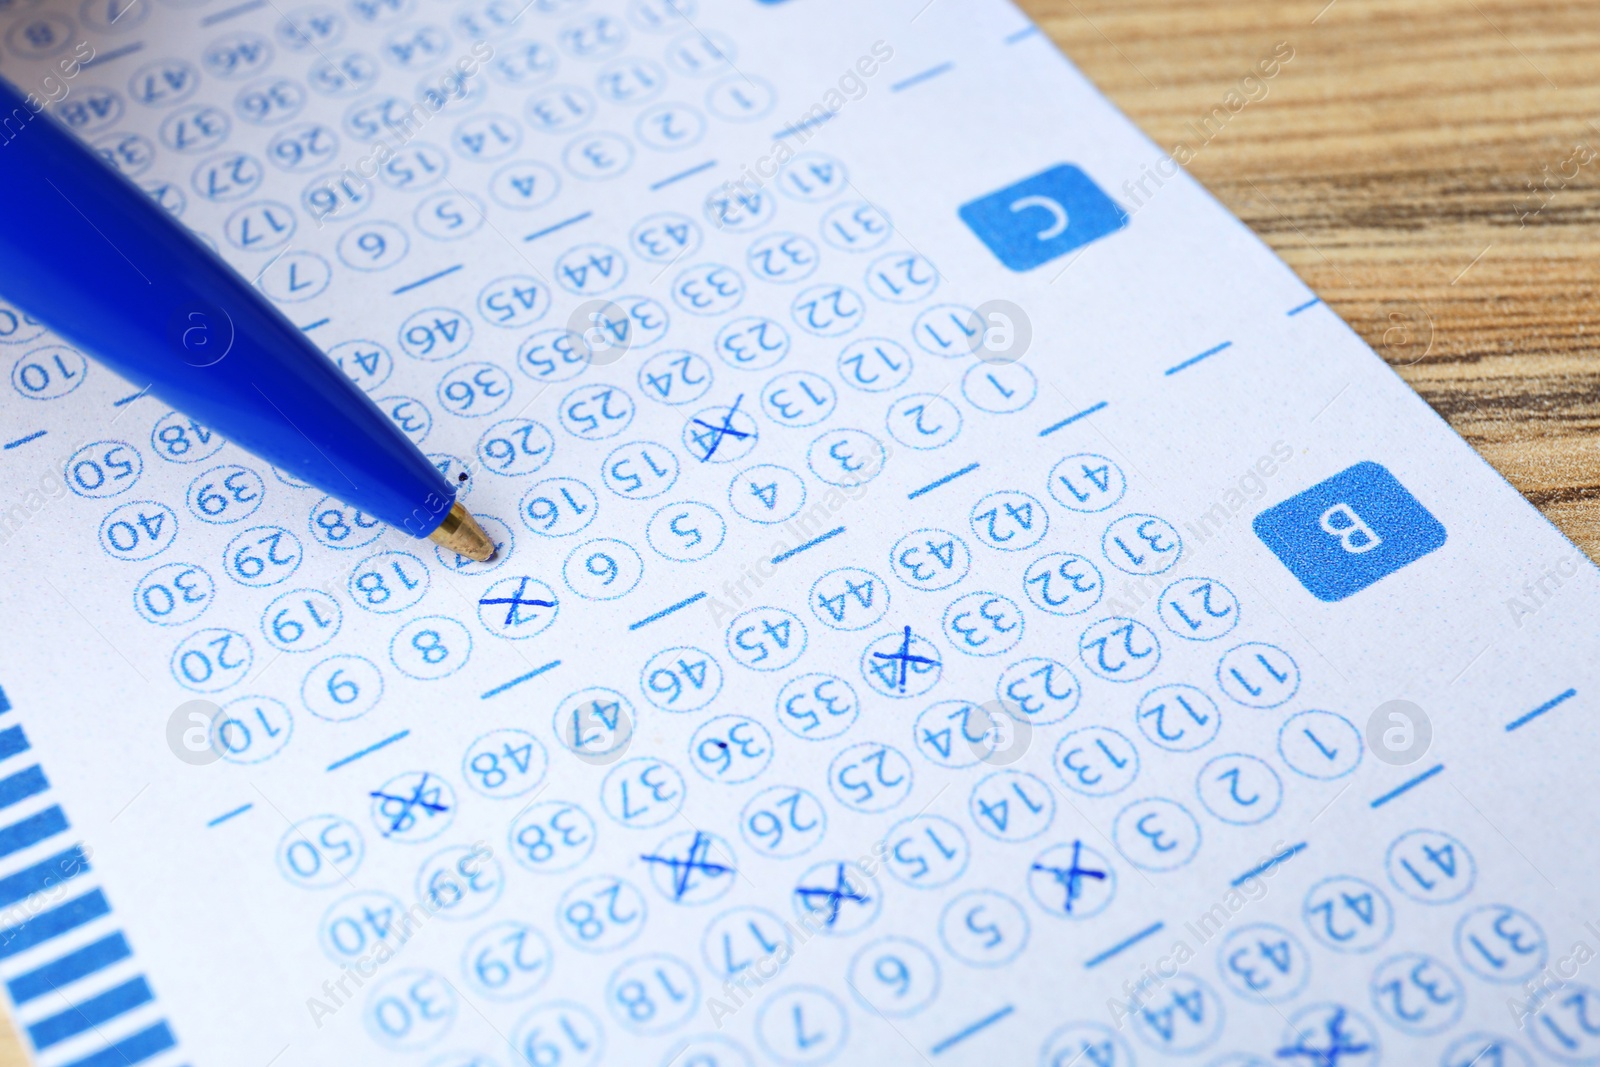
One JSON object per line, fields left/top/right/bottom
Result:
{"left": 1252, "top": 461, "right": 1447, "bottom": 603}
{"left": 958, "top": 164, "right": 1128, "bottom": 271}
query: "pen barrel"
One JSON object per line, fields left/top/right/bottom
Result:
{"left": 0, "top": 77, "right": 455, "bottom": 537}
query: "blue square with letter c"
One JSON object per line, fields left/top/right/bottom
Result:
{"left": 1252, "top": 461, "right": 1447, "bottom": 602}
{"left": 958, "top": 164, "right": 1128, "bottom": 271}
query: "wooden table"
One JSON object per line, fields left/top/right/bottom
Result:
{"left": 0, "top": 1, "right": 1593, "bottom": 1063}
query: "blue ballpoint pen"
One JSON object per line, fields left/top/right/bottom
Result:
{"left": 0, "top": 76, "right": 495, "bottom": 562}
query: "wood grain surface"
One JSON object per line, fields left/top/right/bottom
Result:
{"left": 0, "top": 1, "right": 1593, "bottom": 1064}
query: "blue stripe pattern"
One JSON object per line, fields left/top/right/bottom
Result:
{"left": 0, "top": 685, "right": 180, "bottom": 1061}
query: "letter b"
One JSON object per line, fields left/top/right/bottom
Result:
{"left": 1319, "top": 503, "right": 1382, "bottom": 554}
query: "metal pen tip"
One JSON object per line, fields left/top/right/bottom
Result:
{"left": 427, "top": 501, "right": 496, "bottom": 562}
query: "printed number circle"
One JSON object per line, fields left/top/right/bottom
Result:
{"left": 630, "top": 211, "right": 702, "bottom": 263}
{"left": 741, "top": 786, "right": 827, "bottom": 858}
{"left": 521, "top": 478, "right": 599, "bottom": 538}
{"left": 776, "top": 673, "right": 859, "bottom": 742}
{"left": 1218, "top": 922, "right": 1312, "bottom": 1003}
{"left": 417, "top": 845, "right": 503, "bottom": 921}
{"left": 725, "top": 607, "right": 806, "bottom": 671}
{"left": 560, "top": 384, "right": 636, "bottom": 440}
{"left": 970, "top": 491, "right": 1048, "bottom": 552}
{"left": 1443, "top": 1034, "right": 1535, "bottom": 1067}
{"left": 961, "top": 360, "right": 1036, "bottom": 414}
{"left": 760, "top": 370, "right": 836, "bottom": 427}
{"left": 1278, "top": 710, "right": 1362, "bottom": 780}
{"left": 641, "top": 832, "right": 737, "bottom": 905}
{"left": 134, "top": 562, "right": 215, "bottom": 626}
{"left": 939, "top": 889, "right": 1029, "bottom": 968}
{"left": 821, "top": 199, "right": 892, "bottom": 254}
{"left": 793, "top": 861, "right": 879, "bottom": 935}
{"left": 996, "top": 657, "right": 1081, "bottom": 726}
{"left": 1302, "top": 876, "right": 1394, "bottom": 954}
{"left": 969, "top": 770, "right": 1056, "bottom": 842}
{"left": 278, "top": 814, "right": 364, "bottom": 888}
{"left": 262, "top": 587, "right": 342, "bottom": 652}
{"left": 101, "top": 500, "right": 178, "bottom": 560}
{"left": 303, "top": 654, "right": 384, "bottom": 722}
{"left": 319, "top": 889, "right": 407, "bottom": 962}
{"left": 1196, "top": 753, "right": 1282, "bottom": 825}
{"left": 435, "top": 514, "right": 514, "bottom": 575}
{"left": 1216, "top": 642, "right": 1300, "bottom": 707}
{"left": 330, "top": 340, "right": 394, "bottom": 392}
{"left": 1137, "top": 684, "right": 1221, "bottom": 753}
{"left": 348, "top": 551, "right": 430, "bottom": 614}
{"left": 1386, "top": 829, "right": 1475, "bottom": 905}
{"left": 791, "top": 284, "right": 865, "bottom": 338}
{"left": 1055, "top": 727, "right": 1140, "bottom": 797}
{"left": 171, "top": 627, "right": 253, "bottom": 692}
{"left": 865, "top": 251, "right": 939, "bottom": 304}
{"left": 309, "top": 497, "right": 383, "bottom": 551}
{"left": 438, "top": 362, "right": 515, "bottom": 417}
{"left": 1022, "top": 552, "right": 1104, "bottom": 616}
{"left": 746, "top": 231, "right": 820, "bottom": 284}
{"left": 1028, "top": 841, "right": 1115, "bottom": 919}
{"left": 606, "top": 953, "right": 700, "bottom": 1034}
{"left": 513, "top": 1002, "right": 604, "bottom": 1067}
{"left": 808, "top": 428, "right": 886, "bottom": 487}
{"left": 152, "top": 411, "right": 226, "bottom": 464}
{"left": 672, "top": 263, "right": 745, "bottom": 317}
{"left": 942, "top": 591, "right": 1024, "bottom": 658}
{"left": 847, "top": 936, "right": 939, "bottom": 1018}
{"left": 554, "top": 687, "right": 634, "bottom": 761}
{"left": 1048, "top": 454, "right": 1126, "bottom": 512}
{"left": 1039, "top": 1024, "right": 1135, "bottom": 1067}
{"left": 838, "top": 337, "right": 912, "bottom": 393}
{"left": 641, "top": 646, "right": 722, "bottom": 711}
{"left": 1454, "top": 905, "right": 1547, "bottom": 984}
{"left": 911, "top": 304, "right": 977, "bottom": 358}
{"left": 563, "top": 538, "right": 642, "bottom": 600}
{"left": 364, "top": 968, "right": 457, "bottom": 1050}
{"left": 824, "top": 743, "right": 911, "bottom": 818}
{"left": 890, "top": 528, "right": 971, "bottom": 591}
{"left": 391, "top": 616, "right": 473, "bottom": 679}
{"left": 1113, "top": 797, "right": 1201, "bottom": 871}
{"left": 1280, "top": 1005, "right": 1380, "bottom": 1067}
{"left": 185, "top": 464, "right": 264, "bottom": 524}
{"left": 382, "top": 395, "right": 433, "bottom": 445}
{"left": 1129, "top": 973, "right": 1224, "bottom": 1054}
{"left": 338, "top": 222, "right": 409, "bottom": 272}
{"left": 212, "top": 695, "right": 294, "bottom": 764}
{"left": 371, "top": 771, "right": 456, "bottom": 843}
{"left": 690, "top": 716, "right": 773, "bottom": 784}
{"left": 701, "top": 907, "right": 791, "bottom": 985}
{"left": 756, "top": 986, "right": 848, "bottom": 1066}
{"left": 728, "top": 465, "right": 805, "bottom": 525}
{"left": 882, "top": 815, "right": 969, "bottom": 889}
{"left": 557, "top": 875, "right": 648, "bottom": 953}
{"left": 12, "top": 345, "right": 88, "bottom": 400}
{"left": 463, "top": 728, "right": 548, "bottom": 798}
{"left": 646, "top": 501, "right": 725, "bottom": 561}
{"left": 810, "top": 568, "right": 889, "bottom": 632}
{"left": 637, "top": 350, "right": 713, "bottom": 407}
{"left": 66, "top": 440, "right": 143, "bottom": 499}
{"left": 704, "top": 186, "right": 774, "bottom": 231}
{"left": 1079, "top": 617, "right": 1162, "bottom": 683}
{"left": 716, "top": 316, "right": 790, "bottom": 371}
{"left": 602, "top": 758, "right": 685, "bottom": 828}
{"left": 1531, "top": 986, "right": 1600, "bottom": 1064}
{"left": 555, "top": 244, "right": 627, "bottom": 296}
{"left": 1158, "top": 577, "right": 1240, "bottom": 641}
{"left": 1369, "top": 953, "right": 1464, "bottom": 1035}
{"left": 686, "top": 404, "right": 758, "bottom": 464}
{"left": 508, "top": 802, "right": 596, "bottom": 874}
{"left": 462, "top": 921, "right": 554, "bottom": 1000}
{"left": 400, "top": 307, "right": 473, "bottom": 360}
{"left": 602, "top": 441, "right": 680, "bottom": 500}
{"left": 1102, "top": 513, "right": 1182, "bottom": 575}
{"left": 914, "top": 701, "right": 997, "bottom": 769}
{"left": 886, "top": 393, "right": 961, "bottom": 450}
{"left": 477, "top": 576, "right": 559, "bottom": 638}
{"left": 861, "top": 628, "right": 942, "bottom": 699}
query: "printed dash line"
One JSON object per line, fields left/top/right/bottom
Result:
{"left": 908, "top": 462, "right": 978, "bottom": 500}
{"left": 1507, "top": 687, "right": 1577, "bottom": 731}
{"left": 772, "top": 526, "right": 844, "bottom": 564}
{"left": 200, "top": 0, "right": 267, "bottom": 25}
{"left": 1165, "top": 341, "right": 1232, "bottom": 376}
{"left": 1039, "top": 401, "right": 1107, "bottom": 437}
{"left": 1287, "top": 297, "right": 1322, "bottom": 316}
{"left": 3, "top": 431, "right": 46, "bottom": 450}
{"left": 892, "top": 62, "right": 954, "bottom": 93}
{"left": 480, "top": 660, "right": 562, "bottom": 700}
{"left": 930, "top": 1004, "right": 1014, "bottom": 1055}
{"left": 1005, "top": 26, "right": 1040, "bottom": 43}
{"left": 82, "top": 42, "right": 143, "bottom": 70}
{"left": 327, "top": 729, "right": 410, "bottom": 771}
{"left": 1370, "top": 763, "right": 1444, "bottom": 808}
{"left": 525, "top": 211, "right": 592, "bottom": 243}
{"left": 630, "top": 592, "right": 706, "bottom": 631}
{"left": 206, "top": 803, "right": 252, "bottom": 827}
{"left": 774, "top": 113, "right": 834, "bottom": 140}
{"left": 112, "top": 389, "right": 147, "bottom": 407}
{"left": 651, "top": 160, "right": 716, "bottom": 191}
{"left": 1232, "top": 841, "right": 1305, "bottom": 886}
{"left": 392, "top": 264, "right": 462, "bottom": 295}
{"left": 298, "top": 318, "right": 330, "bottom": 332}
{"left": 1085, "top": 921, "right": 1164, "bottom": 968}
